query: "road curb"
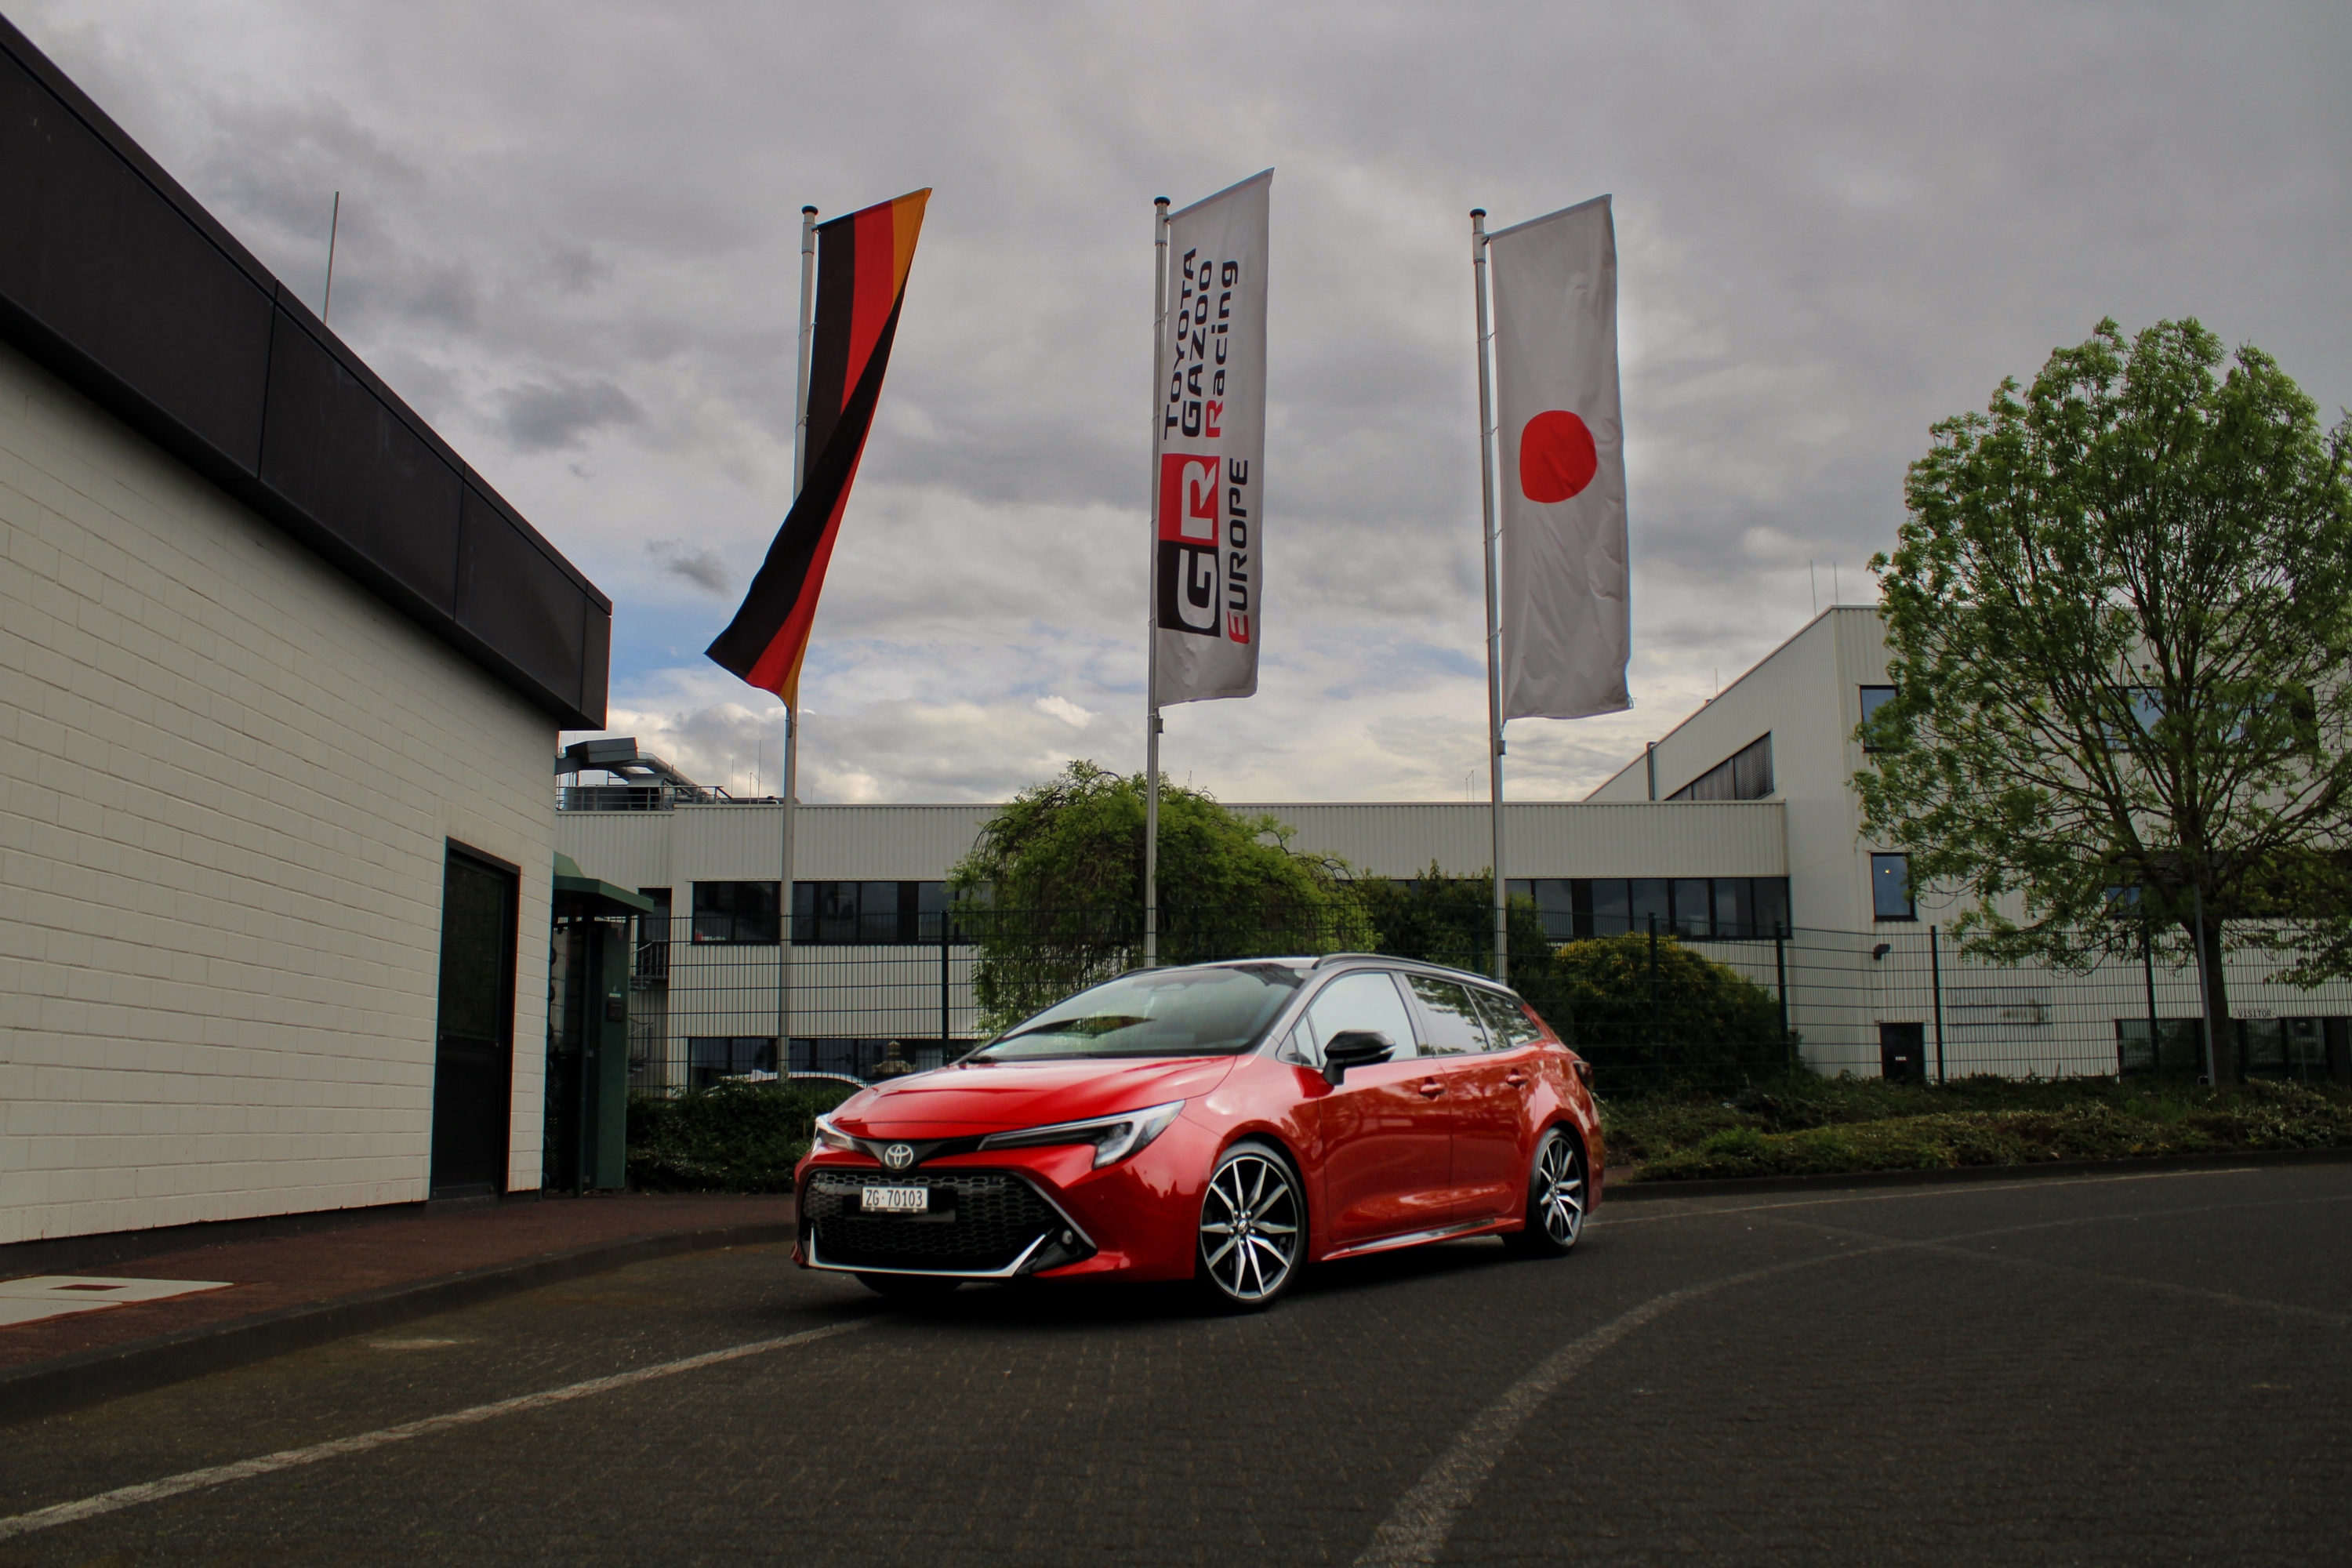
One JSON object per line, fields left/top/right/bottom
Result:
{"left": 0, "top": 1218, "right": 800, "bottom": 1425}
{"left": 1602, "top": 1143, "right": 2352, "bottom": 1203}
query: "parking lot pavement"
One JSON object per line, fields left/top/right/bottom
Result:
{"left": 1, "top": 1163, "right": 2345, "bottom": 1566}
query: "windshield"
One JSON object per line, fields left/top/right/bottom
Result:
{"left": 975, "top": 964, "right": 1304, "bottom": 1061}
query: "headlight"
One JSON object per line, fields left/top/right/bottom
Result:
{"left": 811, "top": 1112, "right": 858, "bottom": 1155}
{"left": 978, "top": 1101, "right": 1185, "bottom": 1168}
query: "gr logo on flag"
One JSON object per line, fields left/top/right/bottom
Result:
{"left": 1157, "top": 452, "right": 1222, "bottom": 637}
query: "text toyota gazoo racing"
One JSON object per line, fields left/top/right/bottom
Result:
{"left": 792, "top": 955, "right": 1602, "bottom": 1310}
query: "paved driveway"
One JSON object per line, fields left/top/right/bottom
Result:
{"left": 2, "top": 1163, "right": 2346, "bottom": 1566}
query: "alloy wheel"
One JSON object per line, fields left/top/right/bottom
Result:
{"left": 1534, "top": 1131, "right": 1587, "bottom": 1248}
{"left": 1199, "top": 1149, "right": 1301, "bottom": 1305}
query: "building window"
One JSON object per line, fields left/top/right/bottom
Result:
{"left": 1363, "top": 876, "right": 1795, "bottom": 940}
{"left": 1668, "top": 734, "right": 1773, "bottom": 800}
{"left": 2116, "top": 1018, "right": 2204, "bottom": 1077}
{"left": 789, "top": 880, "right": 957, "bottom": 946}
{"left": 636, "top": 887, "right": 672, "bottom": 979}
{"left": 1504, "top": 879, "right": 1577, "bottom": 942}
{"left": 1859, "top": 685, "right": 1896, "bottom": 750}
{"left": 1871, "top": 854, "right": 1916, "bottom": 921}
{"left": 691, "top": 881, "right": 780, "bottom": 944}
{"left": 1537, "top": 877, "right": 1793, "bottom": 939}
{"left": 688, "top": 1036, "right": 775, "bottom": 1088}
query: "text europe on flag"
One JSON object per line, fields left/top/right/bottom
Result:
{"left": 1488, "top": 194, "right": 1630, "bottom": 720}
{"left": 707, "top": 189, "right": 930, "bottom": 702}
{"left": 1153, "top": 170, "right": 1270, "bottom": 706}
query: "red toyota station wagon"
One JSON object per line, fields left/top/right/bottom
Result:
{"left": 793, "top": 954, "right": 1602, "bottom": 1309}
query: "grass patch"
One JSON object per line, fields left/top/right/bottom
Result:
{"left": 626, "top": 1081, "right": 858, "bottom": 1192}
{"left": 1602, "top": 1074, "right": 2352, "bottom": 1183}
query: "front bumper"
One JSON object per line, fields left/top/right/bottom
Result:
{"left": 794, "top": 1113, "right": 1218, "bottom": 1283}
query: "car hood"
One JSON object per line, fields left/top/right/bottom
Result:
{"left": 829, "top": 1055, "right": 1240, "bottom": 1137}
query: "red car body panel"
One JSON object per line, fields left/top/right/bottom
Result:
{"left": 793, "top": 959, "right": 1603, "bottom": 1287}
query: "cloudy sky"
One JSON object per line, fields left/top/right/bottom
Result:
{"left": 19, "top": 2, "right": 2348, "bottom": 803}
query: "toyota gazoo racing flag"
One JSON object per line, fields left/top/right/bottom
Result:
{"left": 708, "top": 189, "right": 930, "bottom": 702}
{"left": 1489, "top": 194, "right": 1630, "bottom": 720}
{"left": 1154, "top": 170, "right": 1270, "bottom": 705}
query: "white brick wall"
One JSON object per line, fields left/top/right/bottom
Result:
{"left": 0, "top": 338, "right": 559, "bottom": 1244}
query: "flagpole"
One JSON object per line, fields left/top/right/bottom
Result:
{"left": 1472, "top": 209, "right": 1508, "bottom": 983}
{"left": 1143, "top": 197, "right": 1170, "bottom": 971}
{"left": 777, "top": 203, "right": 816, "bottom": 1072}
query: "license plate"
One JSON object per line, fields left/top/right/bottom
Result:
{"left": 859, "top": 1185, "right": 929, "bottom": 1214}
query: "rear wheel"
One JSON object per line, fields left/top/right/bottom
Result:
{"left": 856, "top": 1272, "right": 961, "bottom": 1302}
{"left": 1195, "top": 1141, "right": 1303, "bottom": 1312}
{"left": 1503, "top": 1126, "right": 1587, "bottom": 1258}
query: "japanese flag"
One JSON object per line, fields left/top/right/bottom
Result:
{"left": 1489, "top": 195, "right": 1630, "bottom": 720}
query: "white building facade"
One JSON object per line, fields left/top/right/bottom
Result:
{"left": 559, "top": 606, "right": 2350, "bottom": 1089}
{"left": 1, "top": 22, "right": 612, "bottom": 1245}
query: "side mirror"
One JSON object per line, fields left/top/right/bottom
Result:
{"left": 1321, "top": 1029, "right": 1395, "bottom": 1086}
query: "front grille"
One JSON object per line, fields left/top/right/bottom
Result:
{"left": 804, "top": 1169, "right": 1065, "bottom": 1273}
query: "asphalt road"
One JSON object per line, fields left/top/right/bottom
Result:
{"left": 2, "top": 1163, "right": 2347, "bottom": 1566}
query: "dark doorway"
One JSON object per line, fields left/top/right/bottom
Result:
{"left": 1878, "top": 1022, "right": 1927, "bottom": 1083}
{"left": 431, "top": 846, "right": 519, "bottom": 1198}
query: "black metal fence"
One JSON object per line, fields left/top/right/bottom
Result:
{"left": 612, "top": 906, "right": 2352, "bottom": 1098}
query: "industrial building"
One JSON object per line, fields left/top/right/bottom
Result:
{"left": 1, "top": 20, "right": 612, "bottom": 1245}
{"left": 557, "top": 606, "right": 2351, "bottom": 1087}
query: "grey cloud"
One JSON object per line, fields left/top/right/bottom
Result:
{"left": 644, "top": 539, "right": 732, "bottom": 597}
{"left": 31, "top": 0, "right": 2345, "bottom": 803}
{"left": 499, "top": 378, "right": 644, "bottom": 452}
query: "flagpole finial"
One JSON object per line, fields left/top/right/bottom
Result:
{"left": 1470, "top": 207, "right": 1486, "bottom": 218}
{"left": 1153, "top": 196, "right": 1170, "bottom": 207}
{"left": 801, "top": 204, "right": 817, "bottom": 215}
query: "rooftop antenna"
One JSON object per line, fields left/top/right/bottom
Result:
{"left": 1833, "top": 562, "right": 1842, "bottom": 606}
{"left": 322, "top": 191, "right": 341, "bottom": 325}
{"left": 1809, "top": 560, "right": 1817, "bottom": 618}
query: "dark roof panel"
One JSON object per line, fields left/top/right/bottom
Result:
{"left": 260, "top": 302, "right": 463, "bottom": 619}
{"left": 0, "top": 14, "right": 610, "bottom": 728}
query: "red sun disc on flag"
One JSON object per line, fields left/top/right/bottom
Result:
{"left": 1519, "top": 410, "right": 1598, "bottom": 503}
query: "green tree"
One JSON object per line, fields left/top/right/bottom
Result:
{"left": 947, "top": 760, "right": 1372, "bottom": 1030}
{"left": 1351, "top": 866, "right": 1572, "bottom": 1033}
{"left": 1554, "top": 930, "right": 1789, "bottom": 1090}
{"left": 1859, "top": 319, "right": 2352, "bottom": 1080}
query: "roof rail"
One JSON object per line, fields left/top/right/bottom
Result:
{"left": 1310, "top": 952, "right": 1390, "bottom": 969}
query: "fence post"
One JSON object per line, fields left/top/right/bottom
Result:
{"left": 1774, "top": 924, "right": 1790, "bottom": 1073}
{"left": 939, "top": 935, "right": 951, "bottom": 1054}
{"left": 1648, "top": 912, "right": 1664, "bottom": 1091}
{"left": 1929, "top": 924, "right": 1946, "bottom": 1083}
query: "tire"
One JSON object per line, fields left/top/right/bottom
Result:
{"left": 855, "top": 1272, "right": 961, "bottom": 1302}
{"left": 1194, "top": 1140, "right": 1305, "bottom": 1312}
{"left": 1503, "top": 1125, "right": 1588, "bottom": 1258}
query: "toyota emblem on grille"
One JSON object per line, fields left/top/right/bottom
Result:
{"left": 882, "top": 1142, "right": 915, "bottom": 1171}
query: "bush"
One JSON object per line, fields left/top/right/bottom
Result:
{"left": 1555, "top": 930, "right": 1789, "bottom": 1089}
{"left": 626, "top": 1081, "right": 858, "bottom": 1192}
{"left": 1602, "top": 1075, "right": 2352, "bottom": 1181}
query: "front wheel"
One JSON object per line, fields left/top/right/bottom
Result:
{"left": 1195, "top": 1141, "right": 1303, "bottom": 1312}
{"left": 1503, "top": 1126, "right": 1588, "bottom": 1258}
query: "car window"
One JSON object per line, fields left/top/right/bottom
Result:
{"left": 1301, "top": 971, "right": 1419, "bottom": 1064}
{"left": 1406, "top": 976, "right": 1490, "bottom": 1056}
{"left": 978, "top": 963, "right": 1303, "bottom": 1060}
{"left": 1471, "top": 988, "right": 1544, "bottom": 1051}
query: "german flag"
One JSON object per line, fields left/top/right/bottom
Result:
{"left": 707, "top": 189, "right": 930, "bottom": 702}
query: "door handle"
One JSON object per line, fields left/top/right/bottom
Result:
{"left": 1504, "top": 1072, "right": 1529, "bottom": 1088}
{"left": 1419, "top": 1078, "right": 1445, "bottom": 1098}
